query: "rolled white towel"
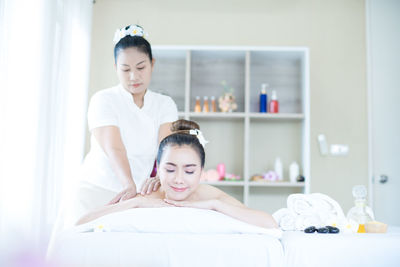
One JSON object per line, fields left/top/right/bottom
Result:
{"left": 273, "top": 208, "right": 297, "bottom": 231}
{"left": 294, "top": 213, "right": 322, "bottom": 231}
{"left": 287, "top": 194, "right": 314, "bottom": 215}
{"left": 311, "top": 193, "right": 346, "bottom": 221}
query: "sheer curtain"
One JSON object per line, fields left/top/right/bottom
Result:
{"left": 0, "top": 0, "right": 93, "bottom": 259}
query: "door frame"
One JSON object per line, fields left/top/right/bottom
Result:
{"left": 366, "top": 0, "right": 375, "bottom": 209}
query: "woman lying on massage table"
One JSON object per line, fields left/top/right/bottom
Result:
{"left": 77, "top": 119, "right": 278, "bottom": 229}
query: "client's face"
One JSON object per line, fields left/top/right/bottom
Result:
{"left": 159, "top": 145, "right": 202, "bottom": 201}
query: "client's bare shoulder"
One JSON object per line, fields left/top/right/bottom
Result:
{"left": 196, "top": 184, "right": 245, "bottom": 207}
{"left": 196, "top": 184, "right": 223, "bottom": 199}
{"left": 195, "top": 184, "right": 227, "bottom": 199}
{"left": 138, "top": 188, "right": 165, "bottom": 199}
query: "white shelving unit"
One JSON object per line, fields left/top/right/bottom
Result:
{"left": 150, "top": 46, "right": 310, "bottom": 213}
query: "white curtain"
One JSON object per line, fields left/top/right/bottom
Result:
{"left": 0, "top": 0, "right": 92, "bottom": 260}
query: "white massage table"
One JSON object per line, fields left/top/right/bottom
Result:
{"left": 281, "top": 227, "right": 400, "bottom": 267}
{"left": 48, "top": 207, "right": 400, "bottom": 267}
{"left": 47, "top": 208, "right": 284, "bottom": 267}
{"left": 49, "top": 232, "right": 284, "bottom": 267}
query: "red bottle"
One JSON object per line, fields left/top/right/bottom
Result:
{"left": 269, "top": 90, "right": 279, "bottom": 113}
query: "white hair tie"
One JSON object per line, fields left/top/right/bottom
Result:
{"left": 189, "top": 129, "right": 209, "bottom": 148}
{"left": 113, "top": 24, "right": 148, "bottom": 44}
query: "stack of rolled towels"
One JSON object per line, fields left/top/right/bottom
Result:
{"left": 273, "top": 193, "right": 355, "bottom": 232}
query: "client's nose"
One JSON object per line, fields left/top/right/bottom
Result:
{"left": 174, "top": 170, "right": 184, "bottom": 184}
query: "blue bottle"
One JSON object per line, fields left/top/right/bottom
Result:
{"left": 260, "top": 83, "right": 268, "bottom": 113}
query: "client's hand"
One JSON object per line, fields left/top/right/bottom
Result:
{"left": 108, "top": 185, "right": 137, "bottom": 204}
{"left": 137, "top": 198, "right": 173, "bottom": 208}
{"left": 163, "top": 199, "right": 216, "bottom": 210}
{"left": 140, "top": 176, "right": 161, "bottom": 195}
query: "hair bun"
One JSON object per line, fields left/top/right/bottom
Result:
{"left": 171, "top": 119, "right": 200, "bottom": 132}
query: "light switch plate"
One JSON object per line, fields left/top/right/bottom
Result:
{"left": 317, "top": 134, "right": 329, "bottom": 156}
{"left": 330, "top": 144, "right": 349, "bottom": 156}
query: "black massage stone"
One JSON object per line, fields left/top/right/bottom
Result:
{"left": 326, "top": 226, "right": 340, "bottom": 234}
{"left": 317, "top": 227, "right": 329, "bottom": 233}
{"left": 304, "top": 226, "right": 317, "bottom": 233}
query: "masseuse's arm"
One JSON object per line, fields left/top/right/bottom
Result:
{"left": 92, "top": 126, "right": 137, "bottom": 202}
{"left": 140, "top": 122, "right": 173, "bottom": 195}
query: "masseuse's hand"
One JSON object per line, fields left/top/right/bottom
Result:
{"left": 163, "top": 199, "right": 216, "bottom": 210}
{"left": 140, "top": 176, "right": 161, "bottom": 195}
{"left": 108, "top": 185, "right": 137, "bottom": 204}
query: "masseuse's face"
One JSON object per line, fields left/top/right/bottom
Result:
{"left": 159, "top": 145, "right": 203, "bottom": 201}
{"left": 115, "top": 47, "right": 154, "bottom": 95}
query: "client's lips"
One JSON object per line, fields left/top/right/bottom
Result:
{"left": 171, "top": 186, "right": 188, "bottom": 192}
{"left": 131, "top": 83, "right": 142, "bottom": 88}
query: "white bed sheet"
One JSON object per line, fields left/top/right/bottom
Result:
{"left": 281, "top": 226, "right": 400, "bottom": 267}
{"left": 49, "top": 231, "right": 284, "bottom": 267}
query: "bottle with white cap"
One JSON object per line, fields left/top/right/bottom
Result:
{"left": 269, "top": 90, "right": 279, "bottom": 113}
{"left": 259, "top": 83, "right": 268, "bottom": 113}
{"left": 289, "top": 162, "right": 299, "bottom": 183}
{"left": 274, "top": 157, "right": 283, "bottom": 181}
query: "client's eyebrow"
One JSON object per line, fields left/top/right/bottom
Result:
{"left": 165, "top": 162, "right": 197, "bottom": 167}
{"left": 184, "top": 164, "right": 197, "bottom": 167}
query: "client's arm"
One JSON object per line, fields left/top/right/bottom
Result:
{"left": 76, "top": 196, "right": 170, "bottom": 225}
{"left": 164, "top": 186, "right": 278, "bottom": 229}
{"left": 211, "top": 195, "right": 278, "bottom": 229}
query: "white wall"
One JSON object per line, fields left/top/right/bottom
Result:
{"left": 88, "top": 0, "right": 368, "bottom": 211}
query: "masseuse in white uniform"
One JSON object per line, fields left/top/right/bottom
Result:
{"left": 77, "top": 24, "right": 177, "bottom": 217}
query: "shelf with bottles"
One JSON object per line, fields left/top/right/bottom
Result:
{"left": 249, "top": 50, "right": 304, "bottom": 114}
{"left": 190, "top": 50, "right": 246, "bottom": 113}
{"left": 247, "top": 120, "right": 304, "bottom": 190}
{"left": 150, "top": 45, "right": 310, "bottom": 204}
{"left": 200, "top": 119, "right": 244, "bottom": 179}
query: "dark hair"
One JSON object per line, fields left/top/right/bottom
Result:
{"left": 157, "top": 120, "right": 205, "bottom": 168}
{"left": 114, "top": 25, "right": 153, "bottom": 63}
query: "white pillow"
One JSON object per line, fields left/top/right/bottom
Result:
{"left": 75, "top": 207, "right": 282, "bottom": 238}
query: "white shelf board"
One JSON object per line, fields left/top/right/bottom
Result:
{"left": 249, "top": 181, "right": 305, "bottom": 187}
{"left": 179, "top": 112, "right": 303, "bottom": 120}
{"left": 187, "top": 112, "right": 246, "bottom": 118}
{"left": 249, "top": 113, "right": 304, "bottom": 120}
{"left": 201, "top": 181, "right": 245, "bottom": 186}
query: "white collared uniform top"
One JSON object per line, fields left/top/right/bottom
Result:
{"left": 81, "top": 84, "right": 178, "bottom": 192}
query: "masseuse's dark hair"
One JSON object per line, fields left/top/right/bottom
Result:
{"left": 114, "top": 25, "right": 153, "bottom": 63}
{"left": 157, "top": 120, "right": 205, "bottom": 168}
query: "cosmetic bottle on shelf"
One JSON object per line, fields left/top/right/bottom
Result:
{"left": 194, "top": 96, "right": 201, "bottom": 112}
{"left": 260, "top": 83, "right": 268, "bottom": 113}
{"left": 211, "top": 96, "right": 217, "bottom": 112}
{"left": 203, "top": 96, "right": 209, "bottom": 113}
{"left": 289, "top": 162, "right": 299, "bottom": 183}
{"left": 274, "top": 157, "right": 283, "bottom": 181}
{"left": 269, "top": 90, "right": 279, "bottom": 113}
